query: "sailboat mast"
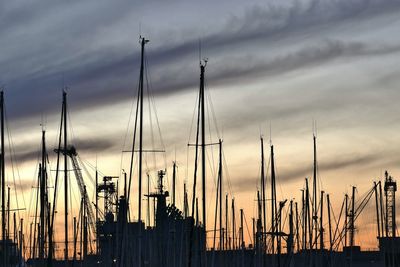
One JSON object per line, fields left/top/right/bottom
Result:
{"left": 63, "top": 91, "right": 69, "bottom": 261}
{"left": 200, "top": 62, "right": 206, "bottom": 232}
{"left": 138, "top": 36, "right": 148, "bottom": 224}
{"left": 218, "top": 139, "right": 222, "bottom": 250}
{"left": 1, "top": 91, "right": 5, "bottom": 247}
{"left": 138, "top": 36, "right": 148, "bottom": 267}
{"left": 312, "top": 134, "right": 318, "bottom": 249}
{"left": 39, "top": 130, "right": 47, "bottom": 260}
{"left": 319, "top": 190, "right": 324, "bottom": 250}
{"left": 172, "top": 161, "right": 177, "bottom": 206}
{"left": 232, "top": 198, "right": 236, "bottom": 249}
{"left": 260, "top": 137, "right": 266, "bottom": 250}
{"left": 270, "top": 144, "right": 277, "bottom": 254}
{"left": 327, "top": 194, "right": 332, "bottom": 251}
{"left": 0, "top": 91, "right": 6, "bottom": 267}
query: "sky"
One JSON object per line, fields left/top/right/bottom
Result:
{"left": 1, "top": 0, "right": 400, "bottom": 255}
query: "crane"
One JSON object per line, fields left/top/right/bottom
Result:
{"left": 55, "top": 145, "right": 96, "bottom": 244}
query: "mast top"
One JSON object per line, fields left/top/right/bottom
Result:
{"left": 140, "top": 36, "right": 149, "bottom": 44}
{"left": 200, "top": 58, "right": 208, "bottom": 67}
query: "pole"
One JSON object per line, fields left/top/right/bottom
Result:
{"left": 7, "top": 186, "right": 10, "bottom": 241}
{"left": 344, "top": 194, "right": 348, "bottom": 247}
{"left": 232, "top": 199, "right": 236, "bottom": 250}
{"left": 305, "top": 178, "right": 311, "bottom": 249}
{"left": 63, "top": 91, "right": 69, "bottom": 261}
{"left": 39, "top": 130, "right": 46, "bottom": 260}
{"left": 172, "top": 162, "right": 176, "bottom": 206}
{"left": 225, "top": 194, "right": 228, "bottom": 250}
{"left": 240, "top": 209, "right": 244, "bottom": 249}
{"left": 200, "top": 62, "right": 206, "bottom": 235}
{"left": 320, "top": 190, "right": 324, "bottom": 250}
{"left": 29, "top": 223, "right": 33, "bottom": 259}
{"left": 270, "top": 145, "right": 277, "bottom": 255}
{"left": 312, "top": 134, "right": 318, "bottom": 250}
{"left": 350, "top": 187, "right": 355, "bottom": 248}
{"left": 302, "top": 189, "right": 305, "bottom": 250}
{"left": 218, "top": 140, "right": 222, "bottom": 251}
{"left": 295, "top": 202, "right": 300, "bottom": 252}
{"left": 1, "top": 91, "right": 6, "bottom": 267}
{"left": 260, "top": 137, "right": 266, "bottom": 251}
{"left": 327, "top": 194, "right": 332, "bottom": 251}
{"left": 73, "top": 217, "right": 76, "bottom": 261}
{"left": 137, "top": 36, "right": 148, "bottom": 267}
{"left": 20, "top": 219, "right": 23, "bottom": 265}
{"left": 95, "top": 170, "right": 99, "bottom": 255}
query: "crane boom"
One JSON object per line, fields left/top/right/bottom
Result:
{"left": 55, "top": 145, "right": 96, "bottom": 241}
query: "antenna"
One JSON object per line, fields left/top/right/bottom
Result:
{"left": 269, "top": 122, "right": 272, "bottom": 145}
{"left": 312, "top": 119, "right": 317, "bottom": 138}
{"left": 199, "top": 39, "right": 201, "bottom": 64}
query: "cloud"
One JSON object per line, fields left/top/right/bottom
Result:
{"left": 11, "top": 136, "right": 116, "bottom": 164}
{"left": 277, "top": 153, "right": 381, "bottom": 183}
{"left": 2, "top": 0, "right": 400, "bottom": 123}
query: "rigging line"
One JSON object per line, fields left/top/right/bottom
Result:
{"left": 78, "top": 157, "right": 97, "bottom": 209}
{"left": 144, "top": 52, "right": 168, "bottom": 188}
{"left": 190, "top": 81, "right": 201, "bottom": 218}
{"left": 222, "top": 150, "right": 234, "bottom": 198}
{"left": 207, "top": 89, "right": 220, "bottom": 139}
{"left": 243, "top": 211, "right": 253, "bottom": 246}
{"left": 77, "top": 156, "right": 95, "bottom": 185}
{"left": 119, "top": 74, "right": 140, "bottom": 189}
{"left": 127, "top": 70, "right": 141, "bottom": 212}
{"left": 205, "top": 147, "right": 218, "bottom": 220}
{"left": 80, "top": 158, "right": 106, "bottom": 177}
{"left": 144, "top": 56, "right": 157, "bottom": 177}
{"left": 145, "top": 54, "right": 166, "bottom": 151}
{"left": 32, "top": 170, "right": 40, "bottom": 259}
{"left": 50, "top": 101, "right": 64, "bottom": 251}
{"left": 4, "top": 104, "right": 25, "bottom": 218}
{"left": 205, "top": 89, "right": 217, "bottom": 176}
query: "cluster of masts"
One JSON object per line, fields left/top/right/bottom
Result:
{"left": 0, "top": 36, "right": 398, "bottom": 267}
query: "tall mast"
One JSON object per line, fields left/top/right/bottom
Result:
{"left": 225, "top": 194, "right": 228, "bottom": 249}
{"left": 319, "top": 190, "right": 324, "bottom": 250}
{"left": 138, "top": 36, "right": 148, "bottom": 267}
{"left": 305, "top": 178, "right": 311, "bottom": 249}
{"left": 350, "top": 186, "right": 356, "bottom": 248}
{"left": 200, "top": 61, "right": 207, "bottom": 232}
{"left": 1, "top": 91, "right": 6, "bottom": 260}
{"left": 48, "top": 92, "right": 64, "bottom": 265}
{"left": 172, "top": 161, "right": 177, "bottom": 206}
{"left": 327, "top": 194, "right": 332, "bottom": 251}
{"left": 295, "top": 202, "right": 300, "bottom": 252}
{"left": 95, "top": 169, "right": 99, "bottom": 254}
{"left": 63, "top": 91, "right": 68, "bottom": 261}
{"left": 301, "top": 189, "right": 305, "bottom": 250}
{"left": 138, "top": 36, "right": 148, "bottom": 224}
{"left": 260, "top": 137, "right": 266, "bottom": 251}
{"left": 312, "top": 134, "right": 318, "bottom": 249}
{"left": 270, "top": 144, "right": 277, "bottom": 254}
{"left": 232, "top": 198, "right": 236, "bottom": 249}
{"left": 39, "top": 130, "right": 47, "bottom": 260}
{"left": 344, "top": 194, "right": 348, "bottom": 247}
{"left": 218, "top": 139, "right": 222, "bottom": 250}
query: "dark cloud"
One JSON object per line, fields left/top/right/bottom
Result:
{"left": 11, "top": 136, "right": 116, "bottom": 164}
{"left": 2, "top": 0, "right": 400, "bottom": 122}
{"left": 230, "top": 152, "right": 380, "bottom": 194}
{"left": 278, "top": 153, "right": 378, "bottom": 182}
